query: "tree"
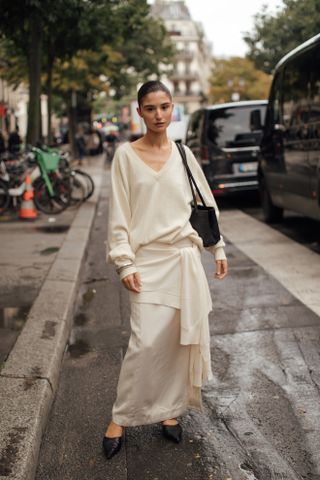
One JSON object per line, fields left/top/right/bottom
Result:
{"left": 49, "top": 0, "right": 173, "bottom": 152}
{"left": 208, "top": 57, "right": 272, "bottom": 104}
{"left": 42, "top": 0, "right": 85, "bottom": 143}
{"left": 0, "top": 0, "right": 173, "bottom": 147}
{"left": 244, "top": 0, "right": 320, "bottom": 74}
{"left": 0, "top": 0, "right": 51, "bottom": 144}
{"left": 0, "top": 0, "right": 84, "bottom": 143}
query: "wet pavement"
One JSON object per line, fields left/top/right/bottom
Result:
{"left": 0, "top": 156, "right": 102, "bottom": 370}
{"left": 35, "top": 172, "right": 320, "bottom": 479}
{"left": 0, "top": 305, "right": 31, "bottom": 364}
{"left": 0, "top": 211, "right": 76, "bottom": 369}
{"left": 219, "top": 191, "right": 320, "bottom": 255}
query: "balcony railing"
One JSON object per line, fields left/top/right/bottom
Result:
{"left": 170, "top": 71, "right": 199, "bottom": 81}
{"left": 173, "top": 90, "right": 201, "bottom": 98}
{"left": 175, "top": 50, "right": 194, "bottom": 61}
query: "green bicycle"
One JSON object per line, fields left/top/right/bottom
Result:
{"left": 31, "top": 147, "right": 72, "bottom": 214}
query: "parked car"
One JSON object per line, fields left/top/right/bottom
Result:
{"left": 185, "top": 100, "right": 267, "bottom": 195}
{"left": 252, "top": 33, "right": 320, "bottom": 222}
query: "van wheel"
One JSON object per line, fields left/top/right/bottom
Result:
{"left": 260, "top": 177, "right": 283, "bottom": 223}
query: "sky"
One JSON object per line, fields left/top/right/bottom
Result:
{"left": 154, "top": 0, "right": 285, "bottom": 58}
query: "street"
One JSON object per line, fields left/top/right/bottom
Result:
{"left": 1, "top": 1, "right": 320, "bottom": 479}
{"left": 33, "top": 170, "right": 320, "bottom": 480}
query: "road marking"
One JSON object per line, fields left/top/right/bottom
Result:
{"left": 220, "top": 210, "right": 320, "bottom": 318}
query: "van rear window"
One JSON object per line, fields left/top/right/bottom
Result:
{"left": 207, "top": 106, "right": 266, "bottom": 148}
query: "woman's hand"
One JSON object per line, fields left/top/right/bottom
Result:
{"left": 122, "top": 272, "right": 142, "bottom": 293}
{"left": 215, "top": 259, "right": 228, "bottom": 280}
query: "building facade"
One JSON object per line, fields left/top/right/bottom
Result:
{"left": 0, "top": 79, "right": 28, "bottom": 137}
{"left": 0, "top": 79, "right": 52, "bottom": 142}
{"left": 151, "top": 0, "right": 212, "bottom": 113}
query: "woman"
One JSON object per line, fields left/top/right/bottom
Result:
{"left": 103, "top": 81, "right": 228, "bottom": 459}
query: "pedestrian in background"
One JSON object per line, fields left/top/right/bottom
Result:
{"left": 103, "top": 80, "right": 228, "bottom": 459}
{"left": 75, "top": 126, "right": 87, "bottom": 164}
{"left": 0, "top": 130, "right": 6, "bottom": 155}
{"left": 8, "top": 127, "right": 21, "bottom": 154}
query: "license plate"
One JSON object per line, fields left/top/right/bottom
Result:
{"left": 237, "top": 162, "right": 257, "bottom": 173}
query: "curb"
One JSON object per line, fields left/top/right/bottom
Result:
{"left": 0, "top": 157, "right": 105, "bottom": 480}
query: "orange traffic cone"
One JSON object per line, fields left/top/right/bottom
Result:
{"left": 19, "top": 174, "right": 37, "bottom": 220}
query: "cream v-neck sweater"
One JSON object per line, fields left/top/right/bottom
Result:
{"left": 106, "top": 141, "right": 226, "bottom": 279}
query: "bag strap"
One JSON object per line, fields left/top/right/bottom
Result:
{"left": 175, "top": 141, "right": 207, "bottom": 208}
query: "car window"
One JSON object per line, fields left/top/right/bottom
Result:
{"left": 206, "top": 106, "right": 266, "bottom": 148}
{"left": 310, "top": 46, "right": 320, "bottom": 123}
{"left": 282, "top": 51, "right": 312, "bottom": 129}
{"left": 268, "top": 72, "right": 282, "bottom": 126}
{"left": 186, "top": 110, "right": 202, "bottom": 141}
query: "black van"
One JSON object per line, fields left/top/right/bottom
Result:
{"left": 185, "top": 100, "right": 267, "bottom": 195}
{"left": 253, "top": 33, "right": 320, "bottom": 222}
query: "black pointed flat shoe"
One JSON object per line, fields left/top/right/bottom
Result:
{"left": 102, "top": 435, "right": 122, "bottom": 459}
{"left": 162, "top": 423, "right": 182, "bottom": 444}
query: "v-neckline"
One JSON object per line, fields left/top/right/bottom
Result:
{"left": 128, "top": 141, "right": 175, "bottom": 176}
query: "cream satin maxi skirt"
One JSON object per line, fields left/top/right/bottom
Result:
{"left": 112, "top": 238, "right": 213, "bottom": 427}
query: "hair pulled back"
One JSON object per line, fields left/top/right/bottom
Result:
{"left": 137, "top": 81, "right": 172, "bottom": 107}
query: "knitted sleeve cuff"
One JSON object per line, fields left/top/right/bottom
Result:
{"left": 119, "top": 264, "right": 138, "bottom": 281}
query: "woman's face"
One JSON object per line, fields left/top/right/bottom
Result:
{"left": 137, "top": 91, "right": 174, "bottom": 133}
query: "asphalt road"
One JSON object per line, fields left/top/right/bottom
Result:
{"left": 35, "top": 177, "right": 320, "bottom": 480}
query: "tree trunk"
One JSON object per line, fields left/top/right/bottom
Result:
{"left": 39, "top": 96, "right": 43, "bottom": 143}
{"left": 67, "top": 93, "right": 77, "bottom": 159}
{"left": 47, "top": 49, "right": 54, "bottom": 145}
{"left": 26, "top": 16, "right": 42, "bottom": 145}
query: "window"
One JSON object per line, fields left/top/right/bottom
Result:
{"left": 309, "top": 46, "right": 320, "bottom": 123}
{"left": 206, "top": 106, "right": 266, "bottom": 148}
{"left": 186, "top": 110, "right": 202, "bottom": 141}
{"left": 268, "top": 72, "right": 282, "bottom": 127}
{"left": 281, "top": 51, "right": 312, "bottom": 129}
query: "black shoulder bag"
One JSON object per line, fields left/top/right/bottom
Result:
{"left": 175, "top": 142, "right": 221, "bottom": 247}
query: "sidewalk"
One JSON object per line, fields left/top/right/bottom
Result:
{"left": 0, "top": 155, "right": 104, "bottom": 367}
{"left": 0, "top": 154, "right": 106, "bottom": 480}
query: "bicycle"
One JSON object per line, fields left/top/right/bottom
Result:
{"left": 0, "top": 151, "right": 31, "bottom": 214}
{"left": 31, "top": 146, "right": 95, "bottom": 209}
{"left": 0, "top": 148, "right": 72, "bottom": 215}
{"left": 31, "top": 147, "right": 72, "bottom": 214}
{"left": 0, "top": 145, "right": 95, "bottom": 216}
{"left": 58, "top": 151, "right": 95, "bottom": 203}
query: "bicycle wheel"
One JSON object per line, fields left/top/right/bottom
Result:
{"left": 73, "top": 169, "right": 94, "bottom": 201}
{"left": 0, "top": 179, "right": 10, "bottom": 214}
{"left": 69, "top": 172, "right": 87, "bottom": 206}
{"left": 33, "top": 175, "right": 71, "bottom": 214}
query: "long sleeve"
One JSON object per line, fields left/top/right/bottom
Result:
{"left": 184, "top": 146, "right": 227, "bottom": 261}
{"left": 106, "top": 148, "right": 138, "bottom": 280}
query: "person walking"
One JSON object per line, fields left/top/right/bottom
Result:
{"left": 103, "top": 81, "right": 228, "bottom": 460}
{"left": 75, "top": 126, "right": 87, "bottom": 164}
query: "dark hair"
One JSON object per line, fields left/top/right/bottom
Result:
{"left": 137, "top": 81, "right": 172, "bottom": 107}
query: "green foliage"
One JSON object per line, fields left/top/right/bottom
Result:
{"left": 244, "top": 0, "right": 320, "bottom": 73}
{"left": 209, "top": 57, "right": 272, "bottom": 104}
{"left": 0, "top": 39, "right": 28, "bottom": 87}
{"left": 0, "top": 0, "right": 172, "bottom": 98}
{"left": 0, "top": 0, "right": 173, "bottom": 142}
{"left": 50, "top": 1, "right": 173, "bottom": 100}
